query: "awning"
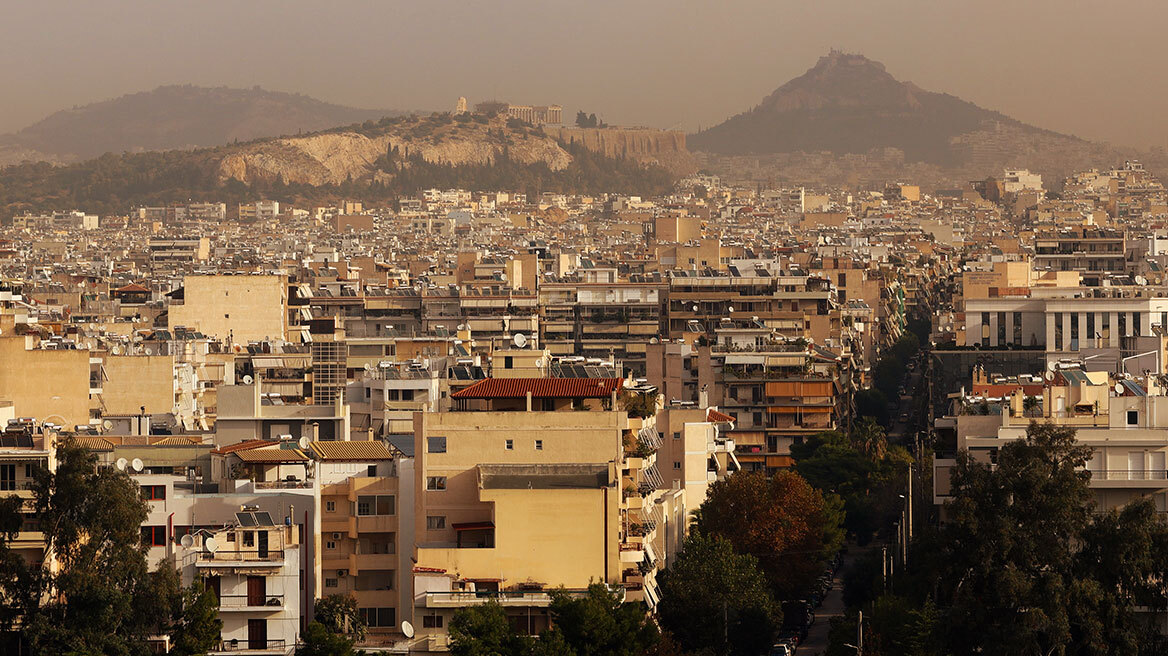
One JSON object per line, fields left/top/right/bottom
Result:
{"left": 452, "top": 521, "right": 495, "bottom": 531}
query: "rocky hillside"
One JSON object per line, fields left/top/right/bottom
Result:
{"left": 0, "top": 113, "right": 682, "bottom": 215}
{"left": 216, "top": 117, "right": 696, "bottom": 186}
{"left": 0, "top": 85, "right": 401, "bottom": 166}
{"left": 690, "top": 51, "right": 1120, "bottom": 179}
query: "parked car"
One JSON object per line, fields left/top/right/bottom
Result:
{"left": 769, "top": 644, "right": 794, "bottom": 656}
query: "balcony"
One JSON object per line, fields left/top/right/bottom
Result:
{"left": 210, "top": 638, "right": 288, "bottom": 654}
{"left": 197, "top": 549, "right": 285, "bottom": 568}
{"left": 218, "top": 593, "right": 285, "bottom": 612}
{"left": 424, "top": 587, "right": 606, "bottom": 609}
{"left": 1088, "top": 470, "right": 1168, "bottom": 489}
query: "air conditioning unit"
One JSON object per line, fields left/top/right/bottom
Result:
{"left": 332, "top": 532, "right": 343, "bottom": 540}
{"left": 337, "top": 569, "right": 348, "bottom": 577}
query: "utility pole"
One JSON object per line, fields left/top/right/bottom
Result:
{"left": 857, "top": 609, "right": 863, "bottom": 654}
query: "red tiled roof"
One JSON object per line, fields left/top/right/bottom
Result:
{"left": 114, "top": 283, "right": 149, "bottom": 293}
{"left": 211, "top": 439, "right": 277, "bottom": 455}
{"left": 451, "top": 377, "right": 623, "bottom": 400}
{"left": 706, "top": 408, "right": 735, "bottom": 424}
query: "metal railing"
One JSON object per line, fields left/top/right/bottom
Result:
{"left": 199, "top": 549, "right": 285, "bottom": 563}
{"left": 1088, "top": 469, "right": 1168, "bottom": 482}
{"left": 219, "top": 593, "right": 284, "bottom": 608}
{"left": 213, "top": 638, "right": 287, "bottom": 652}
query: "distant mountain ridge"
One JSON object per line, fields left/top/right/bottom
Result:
{"left": 0, "top": 85, "right": 404, "bottom": 166}
{"left": 689, "top": 51, "right": 1113, "bottom": 174}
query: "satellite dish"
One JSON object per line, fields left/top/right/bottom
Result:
{"left": 534, "top": 359, "right": 544, "bottom": 368}
{"left": 513, "top": 333, "right": 527, "bottom": 349}
{"left": 401, "top": 621, "right": 415, "bottom": 639}
{"left": 1047, "top": 361, "right": 1057, "bottom": 372}
{"left": 103, "top": 419, "right": 114, "bottom": 430}
{"left": 1115, "top": 382, "right": 1125, "bottom": 395}
{"left": 242, "top": 375, "right": 254, "bottom": 385}
{"left": 111, "top": 345, "right": 122, "bottom": 356}
{"left": 298, "top": 436, "right": 311, "bottom": 450}
{"left": 728, "top": 306, "right": 734, "bottom": 314}
{"left": 131, "top": 458, "right": 144, "bottom": 472}
{"left": 1044, "top": 371, "right": 1054, "bottom": 382}
{"left": 179, "top": 534, "right": 194, "bottom": 548}
{"left": 203, "top": 537, "right": 219, "bottom": 553}
{"left": 115, "top": 457, "right": 128, "bottom": 471}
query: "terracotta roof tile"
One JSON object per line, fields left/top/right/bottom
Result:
{"left": 309, "top": 440, "right": 394, "bottom": 461}
{"left": 211, "top": 439, "right": 277, "bottom": 455}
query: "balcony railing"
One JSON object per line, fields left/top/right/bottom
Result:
{"left": 219, "top": 593, "right": 285, "bottom": 609}
{"left": 198, "top": 549, "right": 285, "bottom": 564}
{"left": 1088, "top": 469, "right": 1168, "bottom": 482}
{"left": 254, "top": 480, "right": 312, "bottom": 490}
{"left": 212, "top": 638, "right": 287, "bottom": 652}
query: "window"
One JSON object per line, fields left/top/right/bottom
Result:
{"left": 426, "top": 476, "right": 447, "bottom": 491}
{"left": 505, "top": 439, "right": 514, "bottom": 450}
{"left": 504, "top": 356, "right": 514, "bottom": 369}
{"left": 141, "top": 525, "right": 166, "bottom": 547}
{"left": 141, "top": 485, "right": 166, "bottom": 501}
{"left": 0, "top": 464, "right": 14, "bottom": 491}
{"left": 357, "top": 495, "right": 396, "bottom": 516}
{"left": 1128, "top": 410, "right": 1139, "bottom": 426}
{"left": 243, "top": 531, "right": 255, "bottom": 547}
{"left": 674, "top": 461, "right": 681, "bottom": 470}
{"left": 355, "top": 570, "right": 395, "bottom": 591}
{"left": 673, "top": 432, "right": 681, "bottom": 440}
{"left": 422, "top": 614, "right": 444, "bottom": 628}
{"left": 326, "top": 540, "right": 337, "bottom": 550}
{"left": 359, "top": 607, "right": 396, "bottom": 628}
{"left": 367, "top": 464, "right": 378, "bottom": 477}
{"left": 24, "top": 463, "right": 34, "bottom": 479}
{"left": 325, "top": 501, "right": 336, "bottom": 512}
{"left": 427, "top": 516, "right": 446, "bottom": 530}
{"left": 427, "top": 436, "right": 447, "bottom": 453}
{"left": 324, "top": 578, "right": 338, "bottom": 588}
{"left": 401, "top": 389, "right": 414, "bottom": 401}
{"left": 535, "top": 440, "right": 543, "bottom": 451}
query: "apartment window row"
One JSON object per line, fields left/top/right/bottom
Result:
{"left": 141, "top": 485, "right": 166, "bottom": 501}
{"left": 0, "top": 463, "right": 37, "bottom": 491}
{"left": 504, "top": 439, "right": 542, "bottom": 450}
{"left": 427, "top": 515, "right": 446, "bottom": 530}
{"left": 357, "top": 495, "right": 396, "bottom": 516}
{"left": 426, "top": 476, "right": 447, "bottom": 491}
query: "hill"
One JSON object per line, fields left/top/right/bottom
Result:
{"left": 0, "top": 85, "right": 404, "bottom": 166}
{"left": 689, "top": 51, "right": 1123, "bottom": 183}
{"left": 0, "top": 113, "right": 686, "bottom": 215}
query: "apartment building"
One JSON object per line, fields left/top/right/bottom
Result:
{"left": 935, "top": 365, "right": 1168, "bottom": 519}
{"left": 408, "top": 378, "right": 672, "bottom": 651}
{"left": 184, "top": 520, "right": 302, "bottom": 655}
{"left": 168, "top": 275, "right": 290, "bottom": 345}
{"left": 313, "top": 440, "right": 413, "bottom": 647}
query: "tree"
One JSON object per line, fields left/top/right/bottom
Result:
{"left": 449, "top": 601, "right": 532, "bottom": 656}
{"left": 169, "top": 580, "right": 223, "bottom": 656}
{"left": 934, "top": 422, "right": 1099, "bottom": 654}
{"left": 854, "top": 388, "right": 891, "bottom": 427}
{"left": 548, "top": 583, "right": 658, "bottom": 656}
{"left": 12, "top": 441, "right": 167, "bottom": 655}
{"left": 695, "top": 471, "right": 844, "bottom": 599}
{"left": 657, "top": 533, "right": 778, "bottom": 656}
{"left": 297, "top": 621, "right": 361, "bottom": 656}
{"left": 314, "top": 594, "right": 366, "bottom": 641}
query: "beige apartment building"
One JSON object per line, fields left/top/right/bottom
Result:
{"left": 169, "top": 275, "right": 289, "bottom": 344}
{"left": 0, "top": 335, "right": 91, "bottom": 427}
{"left": 408, "top": 377, "right": 673, "bottom": 651}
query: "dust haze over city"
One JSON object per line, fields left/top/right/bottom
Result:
{"left": 4, "top": 2, "right": 1168, "bottom": 655}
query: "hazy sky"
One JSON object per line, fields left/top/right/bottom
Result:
{"left": 3, "top": 0, "right": 1168, "bottom": 148}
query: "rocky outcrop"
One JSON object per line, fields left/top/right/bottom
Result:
{"left": 216, "top": 119, "right": 576, "bottom": 186}
{"left": 544, "top": 127, "right": 697, "bottom": 176}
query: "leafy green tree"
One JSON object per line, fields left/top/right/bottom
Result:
{"left": 548, "top": 583, "right": 658, "bottom": 656}
{"left": 936, "top": 422, "right": 1095, "bottom": 654}
{"left": 696, "top": 470, "right": 843, "bottom": 599}
{"left": 657, "top": 532, "right": 777, "bottom": 655}
{"left": 169, "top": 580, "right": 223, "bottom": 656}
{"left": 314, "top": 594, "right": 366, "bottom": 641}
{"left": 449, "top": 601, "right": 531, "bottom": 656}
{"left": 13, "top": 441, "right": 165, "bottom": 655}
{"left": 297, "top": 621, "right": 361, "bottom": 656}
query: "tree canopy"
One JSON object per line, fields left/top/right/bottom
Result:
{"left": 694, "top": 470, "right": 844, "bottom": 600}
